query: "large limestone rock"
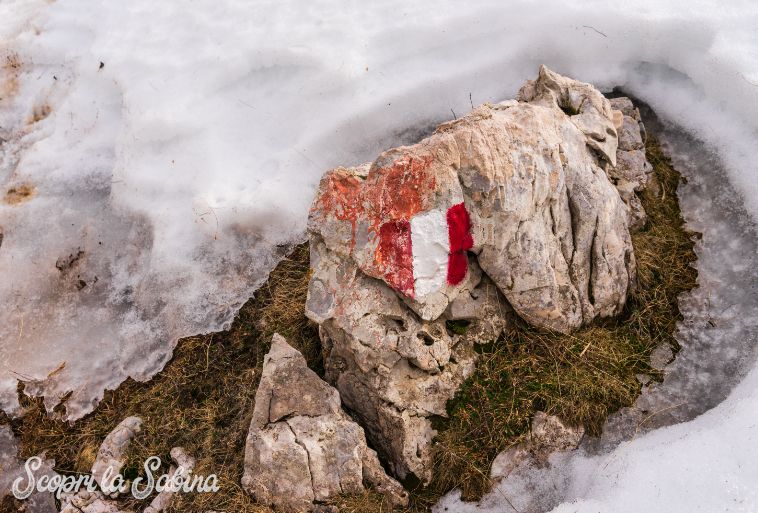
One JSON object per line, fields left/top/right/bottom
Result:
{"left": 310, "top": 65, "right": 635, "bottom": 335}
{"left": 309, "top": 242, "right": 510, "bottom": 482}
{"left": 305, "top": 67, "right": 654, "bottom": 485}
{"left": 241, "top": 334, "right": 408, "bottom": 511}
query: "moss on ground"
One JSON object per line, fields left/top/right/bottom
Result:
{"left": 1, "top": 136, "right": 696, "bottom": 513}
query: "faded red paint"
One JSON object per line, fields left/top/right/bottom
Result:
{"left": 446, "top": 202, "right": 473, "bottom": 285}
{"left": 311, "top": 170, "right": 365, "bottom": 249}
{"left": 370, "top": 155, "right": 436, "bottom": 229}
{"left": 377, "top": 220, "right": 415, "bottom": 297}
{"left": 312, "top": 154, "right": 437, "bottom": 298}
{"left": 314, "top": 155, "right": 435, "bottom": 231}
{"left": 370, "top": 155, "right": 435, "bottom": 297}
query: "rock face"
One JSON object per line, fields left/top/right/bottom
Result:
{"left": 305, "top": 67, "right": 652, "bottom": 484}
{"left": 309, "top": 245, "right": 509, "bottom": 483}
{"left": 241, "top": 334, "right": 408, "bottom": 511}
{"left": 607, "top": 96, "right": 653, "bottom": 229}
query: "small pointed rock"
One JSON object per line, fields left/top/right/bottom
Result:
{"left": 242, "top": 334, "right": 408, "bottom": 511}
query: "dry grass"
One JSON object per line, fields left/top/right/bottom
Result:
{"left": 2, "top": 137, "right": 696, "bottom": 513}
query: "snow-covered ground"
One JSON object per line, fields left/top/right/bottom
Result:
{"left": 1, "top": 0, "right": 758, "bottom": 510}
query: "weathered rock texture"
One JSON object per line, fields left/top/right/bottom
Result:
{"left": 91, "top": 416, "right": 142, "bottom": 494}
{"left": 489, "top": 412, "right": 585, "bottom": 480}
{"left": 305, "top": 67, "right": 652, "bottom": 484}
{"left": 309, "top": 243, "right": 510, "bottom": 482}
{"left": 242, "top": 334, "right": 408, "bottom": 511}
{"left": 607, "top": 96, "right": 653, "bottom": 229}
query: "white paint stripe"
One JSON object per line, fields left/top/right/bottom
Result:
{"left": 410, "top": 209, "right": 449, "bottom": 298}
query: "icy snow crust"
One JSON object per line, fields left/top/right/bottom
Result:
{"left": 0, "top": 0, "right": 755, "bottom": 463}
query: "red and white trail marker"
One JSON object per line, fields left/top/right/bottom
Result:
{"left": 377, "top": 202, "right": 473, "bottom": 299}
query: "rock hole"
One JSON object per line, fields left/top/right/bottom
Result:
{"left": 389, "top": 317, "right": 407, "bottom": 331}
{"left": 559, "top": 104, "right": 580, "bottom": 116}
{"left": 417, "top": 332, "right": 435, "bottom": 346}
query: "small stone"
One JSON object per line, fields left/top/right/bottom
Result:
{"left": 490, "top": 412, "right": 584, "bottom": 481}
{"left": 60, "top": 417, "right": 190, "bottom": 513}
{"left": 91, "top": 416, "right": 141, "bottom": 493}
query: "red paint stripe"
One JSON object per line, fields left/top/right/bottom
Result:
{"left": 446, "top": 203, "right": 473, "bottom": 286}
{"left": 377, "top": 220, "right": 415, "bottom": 297}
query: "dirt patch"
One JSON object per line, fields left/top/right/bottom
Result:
{"left": 1, "top": 52, "right": 21, "bottom": 100}
{"left": 55, "top": 249, "right": 84, "bottom": 273}
{"left": 28, "top": 103, "right": 51, "bottom": 124}
{"left": 4, "top": 183, "right": 36, "bottom": 205}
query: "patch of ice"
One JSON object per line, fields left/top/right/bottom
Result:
{"left": 0, "top": 425, "right": 56, "bottom": 512}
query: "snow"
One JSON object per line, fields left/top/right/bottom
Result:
{"left": 548, "top": 366, "right": 758, "bottom": 513}
{"left": 1, "top": 2, "right": 758, "bottom": 508}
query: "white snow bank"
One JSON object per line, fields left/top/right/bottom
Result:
{"left": 548, "top": 363, "right": 758, "bottom": 513}
{"left": 1, "top": 0, "right": 757, "bottom": 426}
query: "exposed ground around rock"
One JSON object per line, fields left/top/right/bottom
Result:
{"left": 1, "top": 129, "right": 695, "bottom": 513}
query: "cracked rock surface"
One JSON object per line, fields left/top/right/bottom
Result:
{"left": 309, "top": 244, "right": 510, "bottom": 483}
{"left": 306, "top": 66, "right": 652, "bottom": 484}
{"left": 242, "top": 334, "right": 408, "bottom": 511}
{"left": 489, "top": 412, "right": 585, "bottom": 481}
